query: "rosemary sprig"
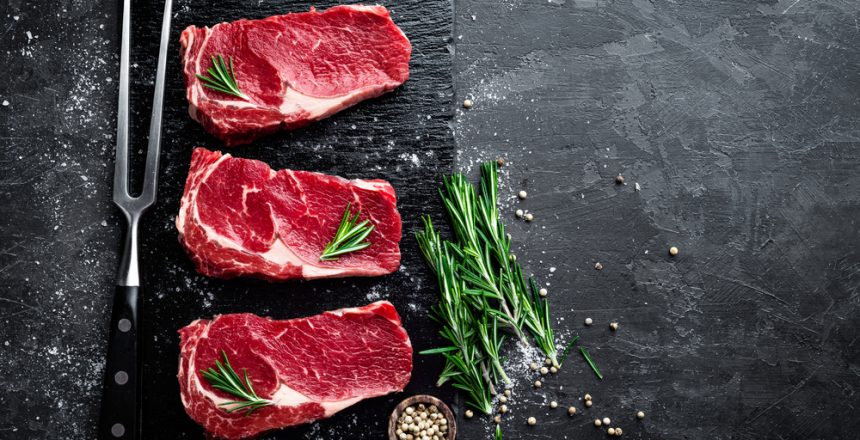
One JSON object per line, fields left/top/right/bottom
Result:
{"left": 320, "top": 202, "right": 374, "bottom": 261}
{"left": 579, "top": 346, "right": 603, "bottom": 380}
{"left": 439, "top": 172, "right": 527, "bottom": 344}
{"left": 196, "top": 54, "right": 245, "bottom": 99}
{"left": 200, "top": 350, "right": 273, "bottom": 415}
{"left": 418, "top": 217, "right": 509, "bottom": 386}
{"left": 418, "top": 161, "right": 596, "bottom": 416}
{"left": 416, "top": 217, "right": 494, "bottom": 414}
{"left": 440, "top": 162, "right": 559, "bottom": 365}
{"left": 479, "top": 162, "right": 558, "bottom": 364}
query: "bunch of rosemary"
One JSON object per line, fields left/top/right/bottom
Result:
{"left": 416, "top": 161, "right": 560, "bottom": 415}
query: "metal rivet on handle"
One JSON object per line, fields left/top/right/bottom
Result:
{"left": 118, "top": 319, "right": 132, "bottom": 332}
{"left": 115, "top": 371, "right": 129, "bottom": 385}
{"left": 111, "top": 423, "right": 125, "bottom": 437}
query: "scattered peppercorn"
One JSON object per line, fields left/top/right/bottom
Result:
{"left": 585, "top": 400, "right": 593, "bottom": 408}
{"left": 594, "top": 262, "right": 603, "bottom": 270}
{"left": 609, "top": 322, "right": 619, "bottom": 331}
{"left": 669, "top": 246, "right": 679, "bottom": 256}
{"left": 524, "top": 212, "right": 534, "bottom": 222}
{"left": 540, "top": 367, "right": 548, "bottom": 375}
{"left": 615, "top": 174, "right": 625, "bottom": 184}
{"left": 494, "top": 415, "right": 502, "bottom": 424}
{"left": 497, "top": 158, "right": 506, "bottom": 167}
{"left": 518, "top": 190, "right": 528, "bottom": 199}
{"left": 465, "top": 409, "right": 474, "bottom": 418}
{"left": 499, "top": 396, "right": 507, "bottom": 404}
{"left": 584, "top": 394, "right": 592, "bottom": 401}
{"left": 594, "top": 419, "right": 602, "bottom": 427}
{"left": 550, "top": 366, "right": 558, "bottom": 374}
{"left": 515, "top": 209, "right": 524, "bottom": 218}
{"left": 549, "top": 401, "right": 558, "bottom": 409}
{"left": 527, "top": 417, "right": 537, "bottom": 426}
{"left": 568, "top": 407, "right": 577, "bottom": 416}
{"left": 534, "top": 380, "right": 542, "bottom": 388}
{"left": 636, "top": 411, "right": 645, "bottom": 419}
{"left": 585, "top": 318, "right": 593, "bottom": 326}
{"left": 504, "top": 389, "right": 511, "bottom": 397}
{"left": 530, "top": 362, "right": 539, "bottom": 371}
{"left": 539, "top": 288, "right": 548, "bottom": 297}
{"left": 603, "top": 417, "right": 611, "bottom": 425}
{"left": 463, "top": 99, "right": 473, "bottom": 109}
{"left": 499, "top": 404, "right": 508, "bottom": 414}
{"left": 615, "top": 427, "right": 623, "bottom": 436}
{"left": 544, "top": 358, "right": 553, "bottom": 366}
{"left": 608, "top": 427, "right": 616, "bottom": 436}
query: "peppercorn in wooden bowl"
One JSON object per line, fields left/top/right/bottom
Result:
{"left": 388, "top": 395, "right": 456, "bottom": 440}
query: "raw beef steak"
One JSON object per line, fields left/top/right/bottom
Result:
{"left": 180, "top": 5, "right": 412, "bottom": 146}
{"left": 178, "top": 301, "right": 413, "bottom": 439}
{"left": 176, "top": 148, "right": 402, "bottom": 280}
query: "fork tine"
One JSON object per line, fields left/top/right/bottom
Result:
{"left": 112, "top": 0, "right": 131, "bottom": 204}
{"left": 139, "top": 0, "right": 172, "bottom": 205}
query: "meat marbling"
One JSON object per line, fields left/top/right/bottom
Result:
{"left": 178, "top": 301, "right": 413, "bottom": 439}
{"left": 176, "top": 148, "right": 402, "bottom": 280}
{"left": 180, "top": 5, "right": 412, "bottom": 146}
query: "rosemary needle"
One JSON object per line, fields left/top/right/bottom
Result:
{"left": 557, "top": 335, "right": 580, "bottom": 366}
{"left": 579, "top": 346, "right": 603, "bottom": 380}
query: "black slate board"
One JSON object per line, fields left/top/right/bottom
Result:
{"left": 132, "top": 1, "right": 454, "bottom": 438}
{"left": 0, "top": 0, "right": 453, "bottom": 439}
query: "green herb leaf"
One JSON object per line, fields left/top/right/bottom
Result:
{"left": 579, "top": 346, "right": 603, "bottom": 380}
{"left": 495, "top": 425, "right": 503, "bottom": 440}
{"left": 558, "top": 335, "right": 580, "bottom": 366}
{"left": 320, "top": 202, "right": 374, "bottom": 261}
{"left": 196, "top": 54, "right": 246, "bottom": 99}
{"left": 419, "top": 346, "right": 459, "bottom": 355}
{"left": 200, "top": 350, "right": 273, "bottom": 415}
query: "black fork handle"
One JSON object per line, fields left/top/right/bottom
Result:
{"left": 98, "top": 285, "right": 141, "bottom": 440}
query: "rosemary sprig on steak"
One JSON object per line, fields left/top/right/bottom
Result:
{"left": 320, "top": 202, "right": 375, "bottom": 261}
{"left": 200, "top": 350, "right": 273, "bottom": 415}
{"left": 196, "top": 54, "right": 246, "bottom": 99}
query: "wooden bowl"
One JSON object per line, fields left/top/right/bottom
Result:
{"left": 388, "top": 394, "right": 457, "bottom": 440}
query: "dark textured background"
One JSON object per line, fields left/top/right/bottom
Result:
{"left": 2, "top": 0, "right": 860, "bottom": 439}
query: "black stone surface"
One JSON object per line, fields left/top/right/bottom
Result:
{"left": 2, "top": 0, "right": 860, "bottom": 439}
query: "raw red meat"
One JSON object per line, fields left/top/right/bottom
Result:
{"left": 176, "top": 148, "right": 402, "bottom": 280}
{"left": 178, "top": 301, "right": 413, "bottom": 439}
{"left": 180, "top": 5, "right": 412, "bottom": 146}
